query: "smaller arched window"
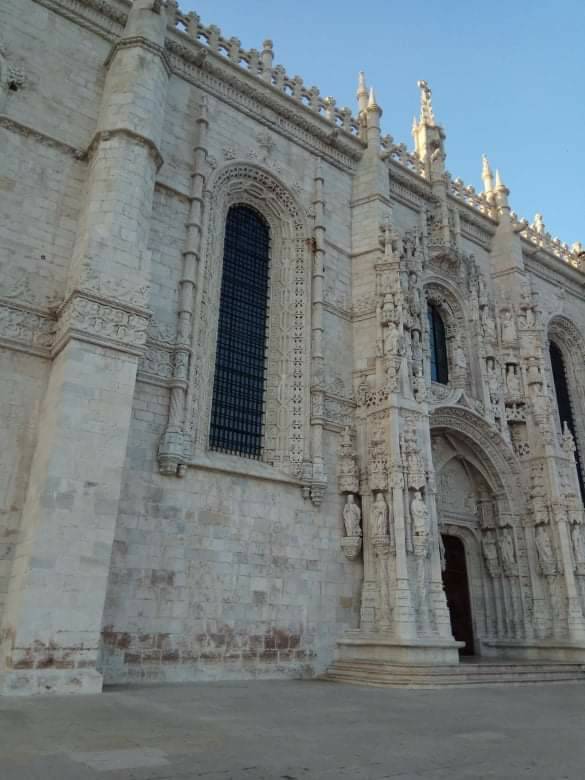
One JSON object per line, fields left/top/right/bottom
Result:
{"left": 549, "top": 340, "right": 585, "bottom": 499}
{"left": 428, "top": 304, "right": 449, "bottom": 384}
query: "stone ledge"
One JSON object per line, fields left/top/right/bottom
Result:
{"left": 188, "top": 451, "right": 305, "bottom": 488}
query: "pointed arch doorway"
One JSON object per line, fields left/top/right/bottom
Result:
{"left": 441, "top": 534, "right": 475, "bottom": 655}
{"left": 431, "top": 405, "right": 527, "bottom": 657}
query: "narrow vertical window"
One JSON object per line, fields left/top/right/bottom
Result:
{"left": 549, "top": 340, "right": 585, "bottom": 499}
{"left": 428, "top": 304, "right": 449, "bottom": 384}
{"left": 209, "top": 205, "right": 270, "bottom": 458}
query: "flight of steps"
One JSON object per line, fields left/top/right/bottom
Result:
{"left": 325, "top": 659, "right": 585, "bottom": 688}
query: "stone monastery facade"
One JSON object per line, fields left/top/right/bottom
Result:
{"left": 1, "top": 0, "right": 585, "bottom": 696}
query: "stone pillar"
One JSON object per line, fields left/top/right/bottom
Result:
{"left": 0, "top": 0, "right": 170, "bottom": 695}
{"left": 158, "top": 96, "right": 210, "bottom": 476}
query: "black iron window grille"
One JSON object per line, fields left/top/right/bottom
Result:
{"left": 209, "top": 205, "right": 271, "bottom": 459}
{"left": 428, "top": 304, "right": 449, "bottom": 385}
{"left": 549, "top": 340, "right": 585, "bottom": 500}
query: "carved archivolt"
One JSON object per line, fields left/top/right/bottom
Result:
{"left": 431, "top": 404, "right": 524, "bottom": 518}
{"left": 189, "top": 162, "right": 311, "bottom": 476}
{"left": 424, "top": 278, "right": 466, "bottom": 336}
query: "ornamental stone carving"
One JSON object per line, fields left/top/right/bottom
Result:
{"left": 338, "top": 426, "right": 359, "bottom": 493}
{"left": 372, "top": 492, "right": 389, "bottom": 538}
{"left": 411, "top": 490, "right": 430, "bottom": 557}
{"left": 54, "top": 292, "right": 149, "bottom": 356}
{"left": 343, "top": 494, "right": 362, "bottom": 537}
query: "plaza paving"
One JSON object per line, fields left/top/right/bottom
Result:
{"left": 0, "top": 678, "right": 584, "bottom": 779}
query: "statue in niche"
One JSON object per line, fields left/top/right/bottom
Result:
{"left": 499, "top": 527, "right": 516, "bottom": 570}
{"left": 381, "top": 293, "right": 397, "bottom": 325}
{"left": 343, "top": 494, "right": 362, "bottom": 537}
{"left": 481, "top": 307, "right": 497, "bottom": 342}
{"left": 383, "top": 321, "right": 401, "bottom": 356}
{"left": 506, "top": 364, "right": 521, "bottom": 396}
{"left": 482, "top": 531, "right": 500, "bottom": 576}
{"left": 372, "top": 492, "right": 389, "bottom": 537}
{"left": 411, "top": 490, "right": 430, "bottom": 553}
{"left": 501, "top": 308, "right": 517, "bottom": 346}
{"left": 535, "top": 524, "right": 556, "bottom": 573}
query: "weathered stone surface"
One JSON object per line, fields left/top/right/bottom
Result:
{"left": 0, "top": 0, "right": 584, "bottom": 695}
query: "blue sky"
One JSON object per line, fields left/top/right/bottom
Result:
{"left": 186, "top": 1, "right": 584, "bottom": 246}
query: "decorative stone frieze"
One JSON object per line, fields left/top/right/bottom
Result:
{"left": 53, "top": 291, "right": 150, "bottom": 357}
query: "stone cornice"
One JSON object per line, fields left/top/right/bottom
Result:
{"left": 0, "top": 115, "right": 84, "bottom": 159}
{"left": 32, "top": 0, "right": 126, "bottom": 40}
{"left": 104, "top": 35, "right": 172, "bottom": 76}
{"left": 0, "top": 300, "right": 55, "bottom": 358}
{"left": 164, "top": 37, "right": 362, "bottom": 173}
{"left": 85, "top": 128, "right": 164, "bottom": 171}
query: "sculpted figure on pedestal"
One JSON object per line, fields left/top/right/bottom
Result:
{"left": 343, "top": 494, "right": 362, "bottom": 537}
{"left": 372, "top": 492, "right": 389, "bottom": 537}
{"left": 499, "top": 527, "right": 516, "bottom": 572}
{"left": 482, "top": 530, "right": 500, "bottom": 576}
{"left": 536, "top": 524, "right": 556, "bottom": 574}
{"left": 501, "top": 308, "right": 517, "bottom": 346}
{"left": 411, "top": 490, "right": 430, "bottom": 555}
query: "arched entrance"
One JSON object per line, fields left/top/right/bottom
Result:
{"left": 431, "top": 406, "right": 526, "bottom": 654}
{"left": 442, "top": 534, "right": 475, "bottom": 655}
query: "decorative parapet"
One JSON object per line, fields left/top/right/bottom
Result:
{"left": 381, "top": 135, "right": 425, "bottom": 177}
{"left": 448, "top": 177, "right": 493, "bottom": 217}
{"left": 510, "top": 213, "right": 584, "bottom": 270}
{"left": 168, "top": 5, "right": 361, "bottom": 139}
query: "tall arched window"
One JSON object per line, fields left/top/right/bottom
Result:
{"left": 209, "top": 205, "right": 270, "bottom": 458}
{"left": 428, "top": 304, "right": 449, "bottom": 384}
{"left": 549, "top": 340, "right": 585, "bottom": 499}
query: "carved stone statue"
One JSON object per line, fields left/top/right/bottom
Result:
{"left": 482, "top": 531, "right": 499, "bottom": 577}
{"left": 410, "top": 490, "right": 430, "bottom": 555}
{"left": 506, "top": 364, "right": 521, "bottom": 396}
{"left": 536, "top": 525, "right": 556, "bottom": 574}
{"left": 372, "top": 492, "right": 389, "bottom": 537}
{"left": 499, "top": 527, "right": 516, "bottom": 571}
{"left": 383, "top": 321, "right": 401, "bottom": 356}
{"left": 501, "top": 308, "right": 517, "bottom": 346}
{"left": 343, "top": 494, "right": 362, "bottom": 537}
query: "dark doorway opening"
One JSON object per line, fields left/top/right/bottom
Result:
{"left": 441, "top": 534, "right": 475, "bottom": 656}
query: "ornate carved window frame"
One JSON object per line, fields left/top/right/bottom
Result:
{"left": 187, "top": 162, "right": 312, "bottom": 479}
{"left": 547, "top": 315, "right": 585, "bottom": 499}
{"left": 424, "top": 279, "right": 468, "bottom": 400}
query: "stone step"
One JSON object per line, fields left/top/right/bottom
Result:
{"left": 325, "top": 660, "right": 585, "bottom": 688}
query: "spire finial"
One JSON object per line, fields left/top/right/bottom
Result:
{"left": 417, "top": 79, "right": 435, "bottom": 125}
{"left": 481, "top": 154, "right": 494, "bottom": 194}
{"left": 494, "top": 169, "right": 510, "bottom": 212}
{"left": 367, "top": 86, "right": 378, "bottom": 110}
{"left": 357, "top": 71, "right": 368, "bottom": 113}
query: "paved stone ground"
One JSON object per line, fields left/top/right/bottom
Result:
{"left": 1, "top": 679, "right": 584, "bottom": 779}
